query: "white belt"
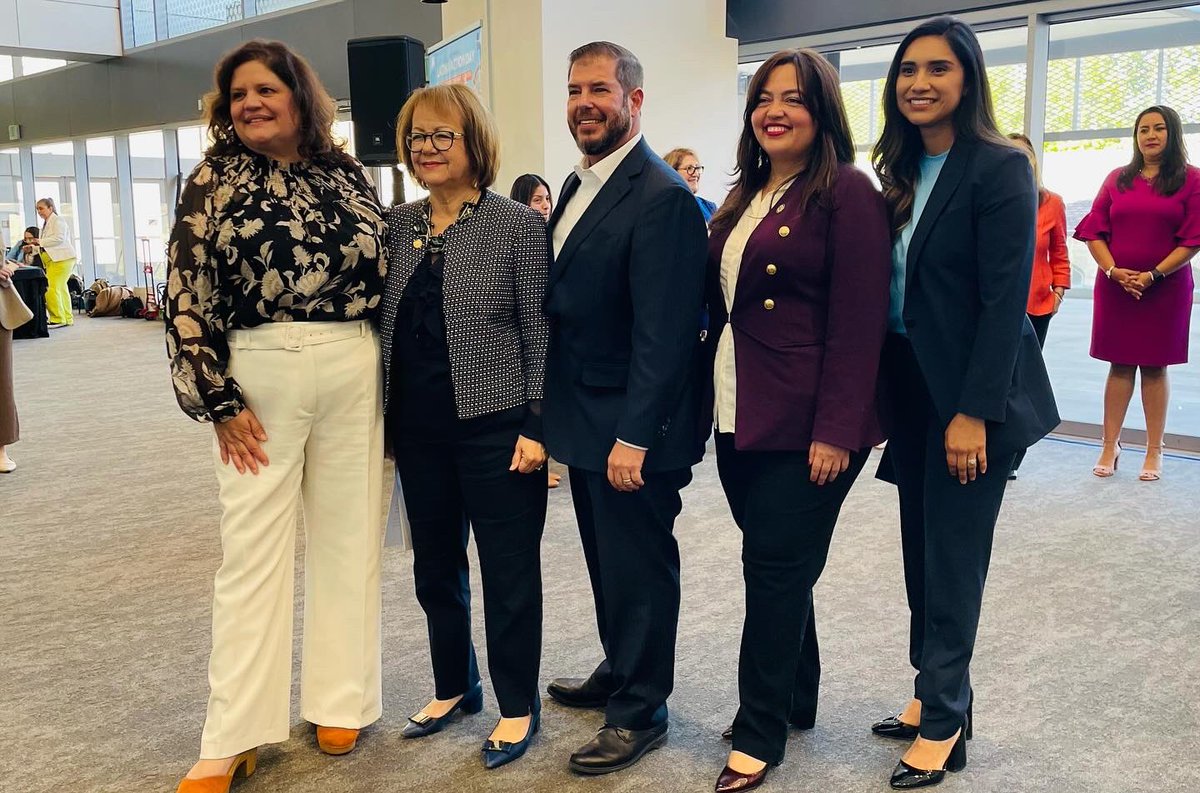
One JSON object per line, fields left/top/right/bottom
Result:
{"left": 228, "top": 320, "right": 371, "bottom": 351}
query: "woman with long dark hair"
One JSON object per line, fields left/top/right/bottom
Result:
{"left": 509, "top": 173, "right": 553, "bottom": 222}
{"left": 1075, "top": 105, "right": 1200, "bottom": 480}
{"left": 703, "top": 48, "right": 892, "bottom": 792}
{"left": 868, "top": 17, "right": 1058, "bottom": 789}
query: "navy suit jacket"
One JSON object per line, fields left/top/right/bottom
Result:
{"left": 543, "top": 137, "right": 708, "bottom": 473}
{"left": 702, "top": 163, "right": 892, "bottom": 452}
{"left": 879, "top": 138, "right": 1060, "bottom": 478}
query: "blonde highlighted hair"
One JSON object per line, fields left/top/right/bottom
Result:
{"left": 396, "top": 84, "right": 500, "bottom": 190}
{"left": 662, "top": 147, "right": 698, "bottom": 171}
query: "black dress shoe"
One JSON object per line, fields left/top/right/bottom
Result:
{"left": 889, "top": 725, "right": 967, "bottom": 789}
{"left": 715, "top": 763, "right": 769, "bottom": 792}
{"left": 722, "top": 713, "right": 815, "bottom": 741}
{"left": 873, "top": 693, "right": 973, "bottom": 742}
{"left": 481, "top": 707, "right": 541, "bottom": 769}
{"left": 400, "top": 683, "right": 484, "bottom": 739}
{"left": 568, "top": 722, "right": 668, "bottom": 775}
{"left": 547, "top": 676, "right": 611, "bottom": 709}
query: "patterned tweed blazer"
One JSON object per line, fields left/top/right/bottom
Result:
{"left": 380, "top": 190, "right": 551, "bottom": 418}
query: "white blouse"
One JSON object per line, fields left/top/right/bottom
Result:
{"left": 714, "top": 188, "right": 780, "bottom": 434}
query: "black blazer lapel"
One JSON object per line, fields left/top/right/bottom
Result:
{"left": 548, "top": 138, "right": 650, "bottom": 288}
{"left": 905, "top": 142, "right": 971, "bottom": 285}
{"left": 549, "top": 173, "right": 580, "bottom": 232}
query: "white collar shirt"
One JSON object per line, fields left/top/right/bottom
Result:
{"left": 552, "top": 132, "right": 643, "bottom": 259}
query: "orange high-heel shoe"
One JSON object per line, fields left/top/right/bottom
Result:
{"left": 176, "top": 749, "right": 256, "bottom": 793}
{"left": 1092, "top": 441, "right": 1122, "bottom": 478}
{"left": 317, "top": 725, "right": 360, "bottom": 755}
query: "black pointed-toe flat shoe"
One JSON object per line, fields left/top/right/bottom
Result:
{"left": 715, "top": 763, "right": 770, "bottom": 792}
{"left": 568, "top": 722, "right": 668, "bottom": 775}
{"left": 873, "top": 694, "right": 973, "bottom": 742}
{"left": 546, "top": 675, "right": 612, "bottom": 709}
{"left": 400, "top": 683, "right": 484, "bottom": 739}
{"left": 481, "top": 708, "right": 541, "bottom": 769}
{"left": 889, "top": 726, "right": 967, "bottom": 789}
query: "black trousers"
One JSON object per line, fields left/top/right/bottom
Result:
{"left": 1011, "top": 313, "right": 1051, "bottom": 472}
{"left": 715, "top": 432, "right": 867, "bottom": 764}
{"left": 568, "top": 465, "right": 692, "bottom": 730}
{"left": 393, "top": 415, "right": 547, "bottom": 718}
{"left": 882, "top": 334, "right": 1014, "bottom": 740}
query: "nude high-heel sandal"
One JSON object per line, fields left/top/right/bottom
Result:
{"left": 1092, "top": 440, "right": 1121, "bottom": 478}
{"left": 1139, "top": 444, "right": 1164, "bottom": 481}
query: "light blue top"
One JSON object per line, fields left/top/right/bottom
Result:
{"left": 889, "top": 148, "right": 950, "bottom": 334}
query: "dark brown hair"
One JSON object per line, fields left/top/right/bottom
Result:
{"left": 710, "top": 49, "right": 854, "bottom": 236}
{"left": 568, "top": 41, "right": 644, "bottom": 95}
{"left": 204, "top": 39, "right": 351, "bottom": 166}
{"left": 509, "top": 173, "right": 552, "bottom": 207}
{"left": 871, "top": 17, "right": 1010, "bottom": 236}
{"left": 1117, "top": 105, "right": 1188, "bottom": 196}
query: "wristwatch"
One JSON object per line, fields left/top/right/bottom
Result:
{"left": 1150, "top": 268, "right": 1166, "bottom": 283}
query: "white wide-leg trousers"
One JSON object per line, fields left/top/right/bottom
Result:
{"left": 199, "top": 320, "right": 384, "bottom": 759}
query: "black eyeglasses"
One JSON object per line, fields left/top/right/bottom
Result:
{"left": 681, "top": 165, "right": 704, "bottom": 176}
{"left": 405, "top": 131, "right": 465, "bottom": 152}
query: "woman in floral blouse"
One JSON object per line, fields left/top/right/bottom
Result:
{"left": 167, "top": 39, "right": 387, "bottom": 793}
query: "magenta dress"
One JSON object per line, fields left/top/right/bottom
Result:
{"left": 1074, "top": 166, "right": 1200, "bottom": 366}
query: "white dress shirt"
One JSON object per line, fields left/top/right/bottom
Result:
{"left": 553, "top": 133, "right": 643, "bottom": 259}
{"left": 714, "top": 187, "right": 786, "bottom": 434}
{"left": 552, "top": 132, "right": 646, "bottom": 450}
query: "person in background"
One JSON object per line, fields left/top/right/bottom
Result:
{"left": 509, "top": 172, "right": 564, "bottom": 489}
{"left": 30, "top": 199, "right": 75, "bottom": 327}
{"left": 703, "top": 48, "right": 892, "bottom": 793}
{"left": 664, "top": 147, "right": 718, "bottom": 224}
{"left": 869, "top": 16, "right": 1058, "bottom": 789}
{"left": 167, "top": 39, "right": 389, "bottom": 793}
{"left": 1006, "top": 132, "right": 1070, "bottom": 480}
{"left": 0, "top": 258, "right": 19, "bottom": 473}
{"left": 1074, "top": 104, "right": 1200, "bottom": 481}
{"left": 510, "top": 173, "right": 554, "bottom": 222}
{"left": 17, "top": 228, "right": 41, "bottom": 267}
{"left": 381, "top": 83, "right": 551, "bottom": 770}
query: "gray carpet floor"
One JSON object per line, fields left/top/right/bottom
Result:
{"left": 2, "top": 316, "right": 1198, "bottom": 793}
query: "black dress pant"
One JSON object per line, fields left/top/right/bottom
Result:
{"left": 715, "top": 432, "right": 867, "bottom": 764}
{"left": 393, "top": 414, "right": 547, "bottom": 718}
{"left": 568, "top": 465, "right": 692, "bottom": 730}
{"left": 882, "top": 334, "right": 1014, "bottom": 740}
{"left": 1012, "top": 313, "right": 1051, "bottom": 472}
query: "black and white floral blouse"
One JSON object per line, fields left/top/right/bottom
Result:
{"left": 165, "top": 149, "right": 387, "bottom": 423}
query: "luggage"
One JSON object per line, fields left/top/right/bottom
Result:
{"left": 90, "top": 285, "right": 133, "bottom": 317}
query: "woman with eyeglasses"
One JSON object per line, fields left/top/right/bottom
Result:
{"left": 380, "top": 83, "right": 551, "bottom": 769}
{"left": 665, "top": 147, "right": 718, "bottom": 224}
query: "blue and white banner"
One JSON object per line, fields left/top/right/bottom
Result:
{"left": 427, "top": 24, "right": 483, "bottom": 90}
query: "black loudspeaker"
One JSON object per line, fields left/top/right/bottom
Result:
{"left": 347, "top": 35, "right": 426, "bottom": 166}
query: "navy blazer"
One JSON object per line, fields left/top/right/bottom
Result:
{"left": 703, "top": 164, "right": 892, "bottom": 452}
{"left": 880, "top": 138, "right": 1060, "bottom": 472}
{"left": 543, "top": 138, "right": 708, "bottom": 473}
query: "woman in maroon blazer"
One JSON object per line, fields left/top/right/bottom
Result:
{"left": 703, "top": 49, "right": 892, "bottom": 792}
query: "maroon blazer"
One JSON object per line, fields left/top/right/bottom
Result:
{"left": 702, "top": 163, "right": 891, "bottom": 452}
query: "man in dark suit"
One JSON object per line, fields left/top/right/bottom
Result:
{"left": 542, "top": 41, "right": 707, "bottom": 775}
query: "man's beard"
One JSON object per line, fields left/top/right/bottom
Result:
{"left": 574, "top": 106, "right": 632, "bottom": 156}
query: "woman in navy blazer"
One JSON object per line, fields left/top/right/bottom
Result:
{"left": 869, "top": 17, "right": 1058, "bottom": 789}
{"left": 702, "top": 49, "right": 892, "bottom": 792}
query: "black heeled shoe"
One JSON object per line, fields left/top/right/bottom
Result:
{"left": 401, "top": 683, "right": 484, "bottom": 738}
{"left": 872, "top": 694, "right": 973, "bottom": 741}
{"left": 481, "top": 705, "right": 541, "bottom": 769}
{"left": 889, "top": 725, "right": 968, "bottom": 789}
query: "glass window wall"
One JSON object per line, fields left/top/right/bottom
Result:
{"left": 87, "top": 137, "right": 123, "bottom": 283}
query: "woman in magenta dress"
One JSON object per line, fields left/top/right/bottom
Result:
{"left": 1075, "top": 104, "right": 1200, "bottom": 481}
